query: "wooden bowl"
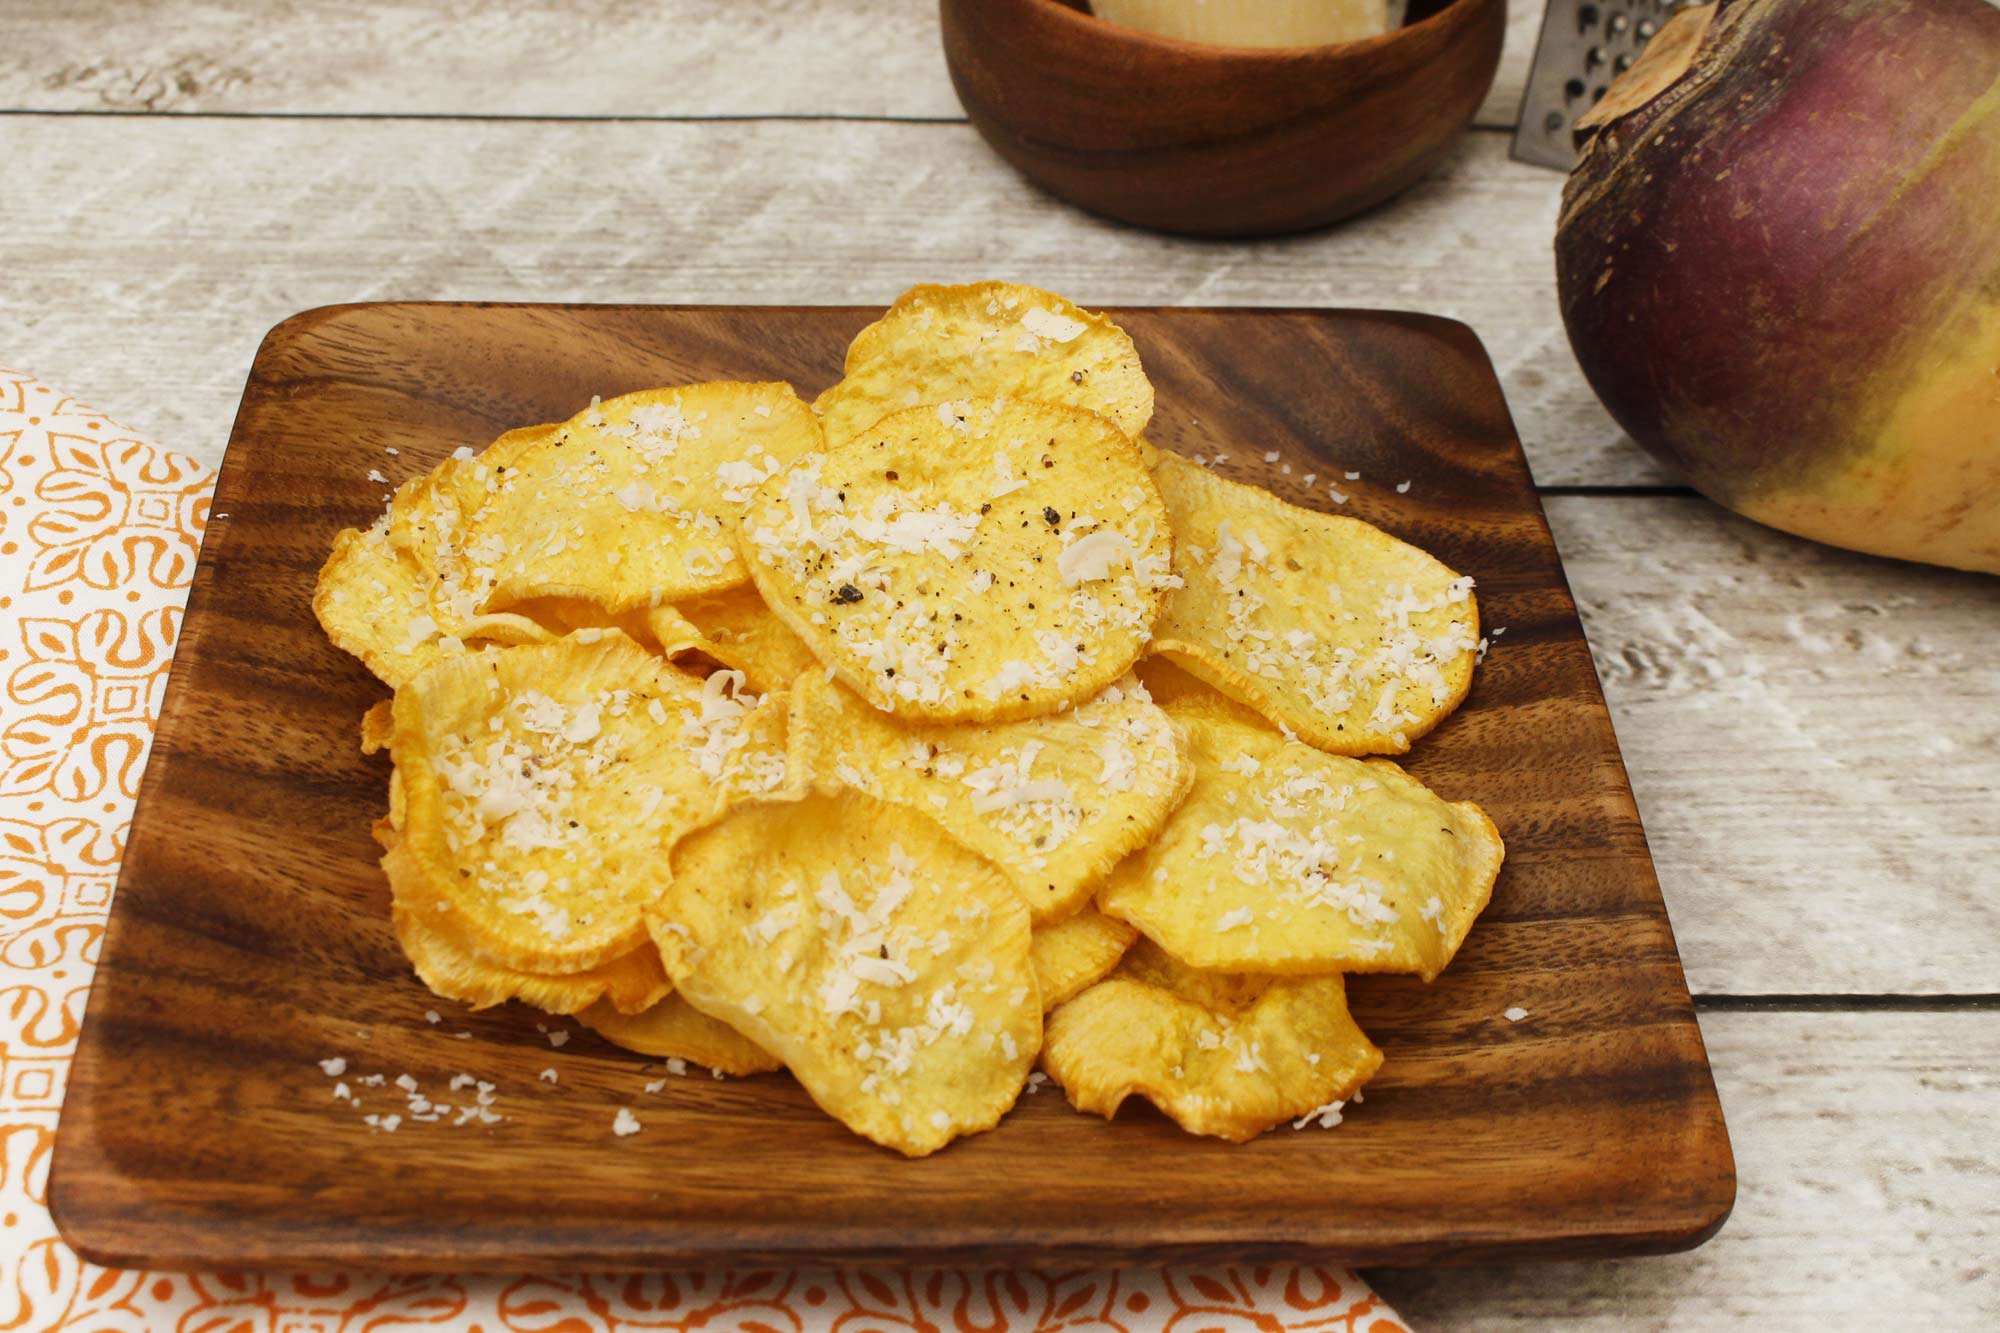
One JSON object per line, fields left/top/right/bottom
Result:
{"left": 940, "top": 0, "right": 1506, "bottom": 237}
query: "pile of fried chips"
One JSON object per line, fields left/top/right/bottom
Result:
{"left": 315, "top": 281, "right": 1503, "bottom": 1156}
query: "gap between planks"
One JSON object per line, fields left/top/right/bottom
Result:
{"left": 0, "top": 107, "right": 1526, "bottom": 133}
{"left": 1695, "top": 994, "right": 2000, "bottom": 1012}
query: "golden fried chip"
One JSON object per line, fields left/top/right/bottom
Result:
{"left": 387, "top": 425, "right": 559, "bottom": 578}
{"left": 814, "top": 281, "right": 1153, "bottom": 446}
{"left": 373, "top": 769, "right": 408, "bottom": 851}
{"left": 459, "top": 383, "right": 821, "bottom": 614}
{"left": 392, "top": 902, "right": 672, "bottom": 1016}
{"left": 323, "top": 427, "right": 571, "bottom": 687}
{"left": 788, "top": 672, "right": 1190, "bottom": 922}
{"left": 1032, "top": 907, "right": 1137, "bottom": 1009}
{"left": 577, "top": 996, "right": 782, "bottom": 1076}
{"left": 643, "top": 603, "right": 711, "bottom": 660}
{"left": 361, "top": 700, "right": 395, "bottom": 755}
{"left": 1133, "top": 655, "right": 1278, "bottom": 732}
{"left": 382, "top": 425, "right": 568, "bottom": 637}
{"left": 1096, "top": 706, "right": 1502, "bottom": 980}
{"left": 674, "top": 584, "right": 822, "bottom": 693}
{"left": 384, "top": 630, "right": 791, "bottom": 972}
{"left": 1041, "top": 937, "right": 1381, "bottom": 1142}
{"left": 651, "top": 789, "right": 1038, "bottom": 1157}
{"left": 507, "top": 595, "right": 713, "bottom": 665}
{"left": 496, "top": 595, "right": 697, "bottom": 660}
{"left": 741, "top": 401, "right": 1173, "bottom": 722}
{"left": 1150, "top": 453, "right": 1479, "bottom": 755}
{"left": 313, "top": 520, "right": 551, "bottom": 687}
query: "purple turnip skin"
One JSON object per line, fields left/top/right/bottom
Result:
{"left": 1556, "top": 0, "right": 2000, "bottom": 573}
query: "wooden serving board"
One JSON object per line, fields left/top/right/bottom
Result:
{"left": 50, "top": 303, "right": 1734, "bottom": 1272}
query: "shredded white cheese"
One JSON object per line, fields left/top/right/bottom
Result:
{"left": 1292, "top": 1099, "right": 1346, "bottom": 1130}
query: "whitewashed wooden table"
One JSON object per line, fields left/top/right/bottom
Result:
{"left": 5, "top": 3, "right": 1996, "bottom": 1326}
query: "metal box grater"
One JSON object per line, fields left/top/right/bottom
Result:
{"left": 1512, "top": 0, "right": 1694, "bottom": 168}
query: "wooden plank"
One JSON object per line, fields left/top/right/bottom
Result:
{"left": 53, "top": 302, "right": 1731, "bottom": 1272}
{"left": 0, "top": 116, "right": 1650, "bottom": 486}
{"left": 1546, "top": 497, "right": 2000, "bottom": 997}
{"left": 1371, "top": 1008, "right": 2000, "bottom": 1327}
{"left": 0, "top": 0, "right": 1544, "bottom": 129}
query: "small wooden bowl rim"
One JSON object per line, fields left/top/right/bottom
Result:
{"left": 1021, "top": 0, "right": 1482, "bottom": 61}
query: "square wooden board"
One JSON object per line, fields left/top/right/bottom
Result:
{"left": 51, "top": 303, "right": 1734, "bottom": 1272}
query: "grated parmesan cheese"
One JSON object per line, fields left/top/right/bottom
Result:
{"left": 1056, "top": 529, "right": 1139, "bottom": 586}
{"left": 1292, "top": 1099, "right": 1346, "bottom": 1130}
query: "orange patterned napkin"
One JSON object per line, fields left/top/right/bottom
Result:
{"left": 0, "top": 369, "right": 1408, "bottom": 1332}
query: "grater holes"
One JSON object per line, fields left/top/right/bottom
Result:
{"left": 1514, "top": 0, "right": 1693, "bottom": 169}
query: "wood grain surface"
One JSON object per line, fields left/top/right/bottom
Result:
{"left": 0, "top": 118, "right": 1630, "bottom": 487}
{"left": 1375, "top": 1007, "right": 2000, "bottom": 1327}
{"left": 1548, "top": 499, "right": 2000, "bottom": 996}
{"left": 941, "top": 0, "right": 1505, "bottom": 235}
{"left": 49, "top": 302, "right": 1731, "bottom": 1273}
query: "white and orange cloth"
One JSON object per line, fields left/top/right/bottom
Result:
{"left": 0, "top": 369, "right": 1407, "bottom": 1332}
